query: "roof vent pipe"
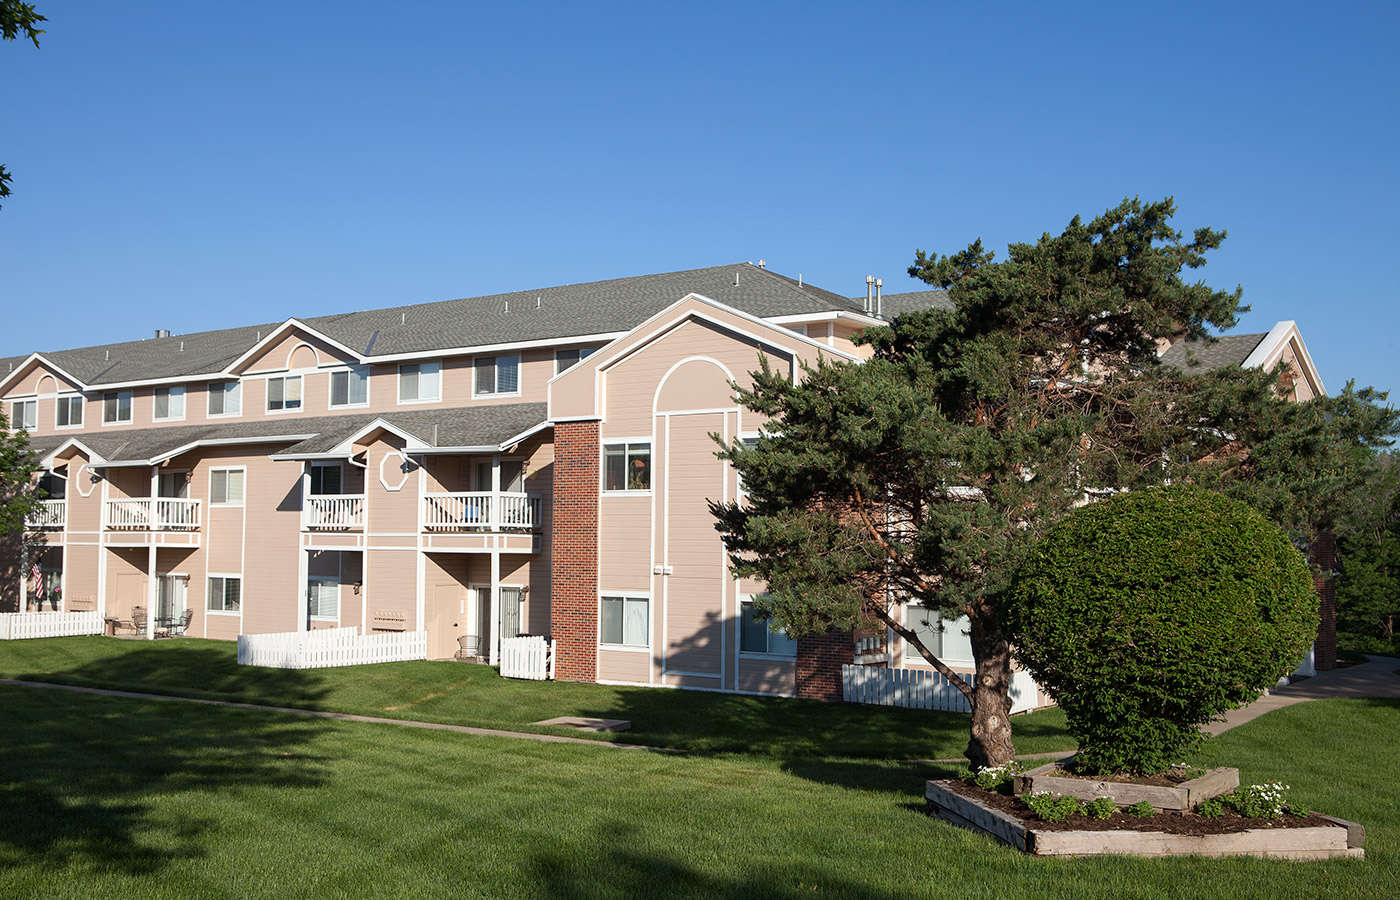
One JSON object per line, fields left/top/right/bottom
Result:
{"left": 734, "top": 271, "right": 740, "bottom": 286}
{"left": 875, "top": 278, "right": 883, "bottom": 317}
{"left": 797, "top": 274, "right": 802, "bottom": 286}
{"left": 864, "top": 275, "right": 874, "bottom": 314}
{"left": 757, "top": 259, "right": 765, "bottom": 269}
{"left": 155, "top": 329, "right": 171, "bottom": 338}
{"left": 179, "top": 341, "right": 185, "bottom": 352}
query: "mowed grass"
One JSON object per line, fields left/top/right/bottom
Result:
{"left": 0, "top": 635, "right": 1073, "bottom": 759}
{"left": 0, "top": 686, "right": 1395, "bottom": 900}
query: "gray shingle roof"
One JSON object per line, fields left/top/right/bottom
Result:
{"left": 1159, "top": 333, "right": 1268, "bottom": 371}
{"left": 11, "top": 264, "right": 864, "bottom": 388}
{"left": 32, "top": 403, "right": 548, "bottom": 464}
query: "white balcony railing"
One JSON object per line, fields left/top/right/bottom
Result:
{"left": 26, "top": 499, "right": 66, "bottom": 529}
{"left": 304, "top": 495, "right": 366, "bottom": 529}
{"left": 103, "top": 498, "right": 202, "bottom": 531}
{"left": 422, "top": 491, "right": 542, "bottom": 532}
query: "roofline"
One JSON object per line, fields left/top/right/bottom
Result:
{"left": 149, "top": 433, "right": 321, "bottom": 465}
{"left": 765, "top": 310, "right": 885, "bottom": 328}
{"left": 268, "top": 451, "right": 355, "bottom": 462}
{"left": 225, "top": 318, "right": 364, "bottom": 374}
{"left": 1242, "top": 320, "right": 1327, "bottom": 398}
{"left": 328, "top": 418, "right": 432, "bottom": 455}
{"left": 38, "top": 437, "right": 108, "bottom": 470}
{"left": 0, "top": 354, "right": 90, "bottom": 396}
{"left": 360, "top": 332, "right": 632, "bottom": 364}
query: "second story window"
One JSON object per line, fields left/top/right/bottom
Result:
{"left": 398, "top": 362, "right": 440, "bottom": 403}
{"left": 154, "top": 386, "right": 185, "bottom": 421}
{"left": 329, "top": 367, "right": 369, "bottom": 408}
{"left": 208, "top": 381, "right": 241, "bottom": 417}
{"left": 603, "top": 441, "right": 651, "bottom": 492}
{"left": 267, "top": 375, "right": 302, "bottom": 412}
{"left": 56, "top": 395, "right": 83, "bottom": 428}
{"left": 554, "top": 347, "right": 596, "bottom": 374}
{"left": 474, "top": 355, "right": 519, "bottom": 396}
{"left": 210, "top": 468, "right": 245, "bottom": 505}
{"left": 103, "top": 391, "right": 133, "bottom": 424}
{"left": 310, "top": 463, "right": 342, "bottom": 495}
{"left": 10, "top": 399, "right": 36, "bottom": 431}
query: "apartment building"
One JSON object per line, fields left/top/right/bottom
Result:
{"left": 2, "top": 263, "right": 1332, "bottom": 696}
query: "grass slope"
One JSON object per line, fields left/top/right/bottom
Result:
{"left": 0, "top": 636, "right": 1072, "bottom": 759}
{"left": 0, "top": 687, "right": 1394, "bottom": 900}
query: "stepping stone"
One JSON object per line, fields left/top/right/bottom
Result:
{"left": 533, "top": 716, "right": 631, "bottom": 733}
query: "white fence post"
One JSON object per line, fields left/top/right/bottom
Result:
{"left": 499, "top": 635, "right": 551, "bottom": 680}
{"left": 841, "top": 664, "right": 1045, "bottom": 714}
{"left": 0, "top": 610, "right": 104, "bottom": 640}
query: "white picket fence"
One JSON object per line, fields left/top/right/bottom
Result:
{"left": 237, "top": 626, "right": 427, "bottom": 669}
{"left": 0, "top": 610, "right": 104, "bottom": 640}
{"left": 499, "top": 635, "right": 553, "bottom": 680}
{"left": 842, "top": 665, "right": 1043, "bottom": 714}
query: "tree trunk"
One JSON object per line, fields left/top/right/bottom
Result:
{"left": 965, "top": 613, "right": 1016, "bottom": 769}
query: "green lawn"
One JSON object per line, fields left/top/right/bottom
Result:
{"left": 0, "top": 683, "right": 1394, "bottom": 900}
{"left": 0, "top": 635, "right": 1073, "bottom": 759}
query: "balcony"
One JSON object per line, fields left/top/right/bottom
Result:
{"left": 103, "top": 498, "right": 202, "bottom": 531}
{"left": 304, "top": 495, "right": 367, "bottom": 530}
{"left": 422, "top": 492, "right": 542, "bottom": 532}
{"left": 26, "top": 500, "right": 66, "bottom": 529}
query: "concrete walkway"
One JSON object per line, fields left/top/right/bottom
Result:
{"left": 0, "top": 678, "right": 668, "bottom": 751}
{"left": 1204, "top": 654, "right": 1400, "bottom": 736}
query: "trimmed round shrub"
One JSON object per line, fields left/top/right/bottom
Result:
{"left": 1004, "top": 486, "right": 1317, "bottom": 775}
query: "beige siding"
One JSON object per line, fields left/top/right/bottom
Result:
{"left": 598, "top": 647, "right": 651, "bottom": 683}
{"left": 735, "top": 659, "right": 798, "bottom": 695}
{"left": 240, "top": 330, "right": 355, "bottom": 375}
{"left": 366, "top": 549, "right": 417, "bottom": 631}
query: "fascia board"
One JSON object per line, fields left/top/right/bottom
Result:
{"left": 328, "top": 418, "right": 431, "bottom": 455}
{"left": 150, "top": 433, "right": 321, "bottom": 465}
{"left": 39, "top": 437, "right": 107, "bottom": 470}
{"left": 1241, "top": 321, "right": 1328, "bottom": 398}
{"left": 362, "top": 332, "right": 630, "bottom": 365}
{"left": 766, "top": 310, "right": 885, "bottom": 328}
{"left": 224, "top": 319, "right": 362, "bottom": 374}
{"left": 495, "top": 419, "right": 553, "bottom": 450}
{"left": 1241, "top": 322, "right": 1294, "bottom": 370}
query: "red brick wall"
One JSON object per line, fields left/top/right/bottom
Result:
{"left": 1310, "top": 531, "right": 1338, "bottom": 671}
{"left": 551, "top": 420, "right": 600, "bottom": 682}
{"left": 795, "top": 630, "right": 854, "bottom": 701}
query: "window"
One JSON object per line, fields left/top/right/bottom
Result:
{"left": 267, "top": 375, "right": 302, "bottom": 411}
{"left": 600, "top": 595, "right": 649, "bottom": 647}
{"left": 473, "top": 355, "right": 519, "bottom": 396}
{"left": 210, "top": 468, "right": 245, "bottom": 505}
{"left": 904, "top": 605, "right": 974, "bottom": 663}
{"left": 398, "top": 362, "right": 440, "bottom": 402}
{"left": 310, "top": 463, "right": 342, "bottom": 495}
{"left": 604, "top": 442, "right": 651, "bottom": 491}
{"left": 554, "top": 347, "right": 597, "bottom": 374}
{"left": 208, "top": 381, "right": 241, "bottom": 416}
{"left": 330, "top": 367, "right": 369, "bottom": 408}
{"left": 56, "top": 395, "right": 83, "bottom": 427}
{"left": 102, "top": 391, "right": 132, "bottom": 424}
{"left": 739, "top": 598, "right": 797, "bottom": 656}
{"left": 153, "top": 386, "right": 185, "bottom": 420}
{"left": 10, "top": 399, "right": 36, "bottom": 431}
{"left": 307, "top": 578, "right": 339, "bottom": 620}
{"left": 207, "top": 576, "right": 241, "bottom": 613}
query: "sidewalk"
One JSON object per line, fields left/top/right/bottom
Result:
{"left": 1204, "top": 654, "right": 1400, "bottom": 736}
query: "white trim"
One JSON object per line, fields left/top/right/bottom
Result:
{"left": 0, "top": 354, "right": 88, "bottom": 396}
{"left": 365, "top": 332, "right": 630, "bottom": 365}
{"left": 651, "top": 355, "right": 737, "bottom": 417}
{"left": 151, "top": 434, "right": 320, "bottom": 465}
{"left": 1241, "top": 320, "right": 1327, "bottom": 398}
{"left": 765, "top": 310, "right": 884, "bottom": 328}
{"left": 225, "top": 318, "right": 363, "bottom": 375}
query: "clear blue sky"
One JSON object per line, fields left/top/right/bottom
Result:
{"left": 3, "top": 1, "right": 1396, "bottom": 402}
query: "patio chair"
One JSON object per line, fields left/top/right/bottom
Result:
{"left": 132, "top": 606, "right": 148, "bottom": 636}
{"left": 167, "top": 609, "right": 194, "bottom": 637}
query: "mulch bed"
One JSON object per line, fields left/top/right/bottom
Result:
{"left": 942, "top": 780, "right": 1331, "bottom": 836}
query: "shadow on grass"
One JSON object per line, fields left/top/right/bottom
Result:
{"left": 526, "top": 820, "right": 912, "bottom": 900}
{"left": 0, "top": 675, "right": 330, "bottom": 875}
{"left": 7, "top": 637, "right": 334, "bottom": 709}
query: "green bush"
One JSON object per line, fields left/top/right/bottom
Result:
{"left": 1083, "top": 797, "right": 1117, "bottom": 820}
{"left": 1004, "top": 486, "right": 1317, "bottom": 775}
{"left": 1126, "top": 800, "right": 1156, "bottom": 817}
{"left": 1022, "top": 792, "right": 1084, "bottom": 822}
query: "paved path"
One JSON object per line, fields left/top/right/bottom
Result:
{"left": 1204, "top": 653, "right": 1400, "bottom": 736}
{"left": 0, "top": 678, "right": 667, "bottom": 751}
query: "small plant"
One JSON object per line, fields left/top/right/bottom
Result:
{"left": 1083, "top": 797, "right": 1117, "bottom": 820}
{"left": 1126, "top": 800, "right": 1157, "bottom": 817}
{"left": 1224, "top": 782, "right": 1292, "bottom": 819}
{"left": 967, "top": 763, "right": 1020, "bottom": 792}
{"left": 1022, "top": 792, "right": 1084, "bottom": 823}
{"left": 1196, "top": 796, "right": 1225, "bottom": 818}
{"left": 1287, "top": 803, "right": 1311, "bottom": 819}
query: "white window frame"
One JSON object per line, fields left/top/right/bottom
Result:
{"left": 602, "top": 440, "right": 652, "bottom": 493}
{"left": 209, "top": 467, "right": 246, "bottom": 506}
{"left": 266, "top": 375, "right": 303, "bottom": 413}
{"left": 738, "top": 596, "right": 798, "bottom": 658}
{"left": 397, "top": 361, "right": 441, "bottom": 404}
{"left": 472, "top": 355, "right": 520, "bottom": 398}
{"left": 329, "top": 366, "right": 370, "bottom": 409}
{"left": 10, "top": 398, "right": 37, "bottom": 431}
{"left": 55, "top": 394, "right": 84, "bottom": 429}
{"left": 207, "top": 574, "right": 242, "bottom": 615}
{"left": 599, "top": 593, "right": 650, "bottom": 651}
{"left": 102, "top": 391, "right": 133, "bottom": 425}
{"left": 903, "top": 603, "right": 975, "bottom": 665}
{"left": 153, "top": 385, "right": 186, "bottom": 421}
{"left": 307, "top": 576, "right": 339, "bottom": 622}
{"left": 208, "top": 381, "right": 242, "bottom": 418}
{"left": 553, "top": 346, "right": 597, "bottom": 375}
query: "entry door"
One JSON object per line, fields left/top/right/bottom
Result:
{"left": 468, "top": 583, "right": 490, "bottom": 657}
{"left": 500, "top": 587, "right": 523, "bottom": 638}
{"left": 157, "top": 472, "right": 190, "bottom": 498}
